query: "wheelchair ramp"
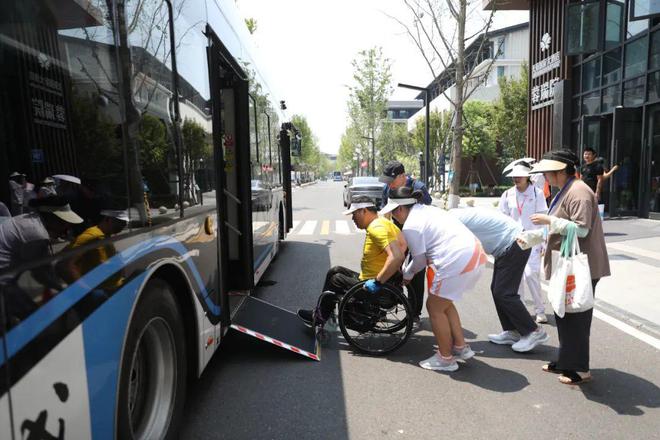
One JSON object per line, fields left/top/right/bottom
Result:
{"left": 230, "top": 296, "right": 320, "bottom": 361}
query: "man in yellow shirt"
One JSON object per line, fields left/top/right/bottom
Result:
{"left": 63, "top": 210, "right": 129, "bottom": 286}
{"left": 297, "top": 196, "right": 405, "bottom": 326}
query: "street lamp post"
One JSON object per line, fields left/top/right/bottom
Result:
{"left": 398, "top": 82, "right": 430, "bottom": 189}
{"left": 353, "top": 153, "right": 359, "bottom": 177}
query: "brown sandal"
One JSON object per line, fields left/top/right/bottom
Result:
{"left": 558, "top": 371, "right": 592, "bottom": 385}
{"left": 542, "top": 362, "right": 562, "bottom": 374}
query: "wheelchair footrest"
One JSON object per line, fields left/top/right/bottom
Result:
{"left": 230, "top": 296, "right": 320, "bottom": 361}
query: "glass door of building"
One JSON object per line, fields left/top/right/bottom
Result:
{"left": 580, "top": 115, "right": 613, "bottom": 211}
{"left": 610, "top": 107, "right": 643, "bottom": 216}
{"left": 646, "top": 104, "right": 660, "bottom": 219}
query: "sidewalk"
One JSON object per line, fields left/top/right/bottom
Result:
{"left": 431, "top": 195, "right": 660, "bottom": 335}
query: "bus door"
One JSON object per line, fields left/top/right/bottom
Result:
{"left": 207, "top": 26, "right": 254, "bottom": 327}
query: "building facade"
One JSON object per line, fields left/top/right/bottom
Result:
{"left": 486, "top": 0, "right": 660, "bottom": 219}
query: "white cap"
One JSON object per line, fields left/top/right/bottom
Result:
{"left": 502, "top": 158, "right": 536, "bottom": 176}
{"left": 342, "top": 201, "right": 376, "bottom": 215}
{"left": 378, "top": 198, "right": 417, "bottom": 216}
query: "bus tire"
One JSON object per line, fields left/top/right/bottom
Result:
{"left": 116, "top": 279, "right": 187, "bottom": 440}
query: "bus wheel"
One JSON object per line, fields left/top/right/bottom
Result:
{"left": 117, "top": 279, "right": 187, "bottom": 440}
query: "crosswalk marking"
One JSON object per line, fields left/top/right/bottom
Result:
{"left": 335, "top": 220, "right": 351, "bottom": 235}
{"left": 298, "top": 220, "right": 317, "bottom": 235}
{"left": 320, "top": 220, "right": 330, "bottom": 235}
{"left": 288, "top": 220, "right": 366, "bottom": 236}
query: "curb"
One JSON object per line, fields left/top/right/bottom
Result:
{"left": 299, "top": 181, "right": 317, "bottom": 188}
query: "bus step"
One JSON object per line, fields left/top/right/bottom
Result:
{"left": 230, "top": 296, "right": 320, "bottom": 361}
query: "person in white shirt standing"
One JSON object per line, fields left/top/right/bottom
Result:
{"left": 499, "top": 161, "right": 548, "bottom": 324}
{"left": 380, "top": 187, "right": 487, "bottom": 372}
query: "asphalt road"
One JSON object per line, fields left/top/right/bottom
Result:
{"left": 181, "top": 181, "right": 660, "bottom": 439}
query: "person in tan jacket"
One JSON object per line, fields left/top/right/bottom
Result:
{"left": 529, "top": 149, "right": 610, "bottom": 385}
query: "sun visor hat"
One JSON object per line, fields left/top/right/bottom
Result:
{"left": 343, "top": 201, "right": 376, "bottom": 215}
{"left": 378, "top": 198, "right": 417, "bottom": 216}
{"left": 530, "top": 149, "right": 579, "bottom": 174}
{"left": 53, "top": 174, "right": 82, "bottom": 185}
{"left": 502, "top": 157, "right": 536, "bottom": 176}
{"left": 37, "top": 202, "right": 83, "bottom": 224}
{"left": 379, "top": 161, "right": 405, "bottom": 184}
{"left": 507, "top": 164, "right": 532, "bottom": 178}
{"left": 100, "top": 209, "right": 130, "bottom": 223}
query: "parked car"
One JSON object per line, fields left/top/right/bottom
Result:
{"left": 251, "top": 179, "right": 273, "bottom": 211}
{"left": 343, "top": 176, "right": 386, "bottom": 207}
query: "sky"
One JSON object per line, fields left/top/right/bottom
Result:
{"left": 235, "top": 0, "right": 529, "bottom": 154}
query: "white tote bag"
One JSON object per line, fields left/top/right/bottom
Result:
{"left": 548, "top": 225, "right": 594, "bottom": 318}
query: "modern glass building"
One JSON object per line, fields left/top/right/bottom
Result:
{"left": 485, "top": 0, "right": 660, "bottom": 219}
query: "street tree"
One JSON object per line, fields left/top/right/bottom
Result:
{"left": 347, "top": 47, "right": 393, "bottom": 175}
{"left": 395, "top": 0, "right": 498, "bottom": 207}
{"left": 291, "top": 114, "right": 322, "bottom": 177}
{"left": 493, "top": 64, "right": 529, "bottom": 166}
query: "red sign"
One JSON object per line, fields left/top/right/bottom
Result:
{"left": 360, "top": 161, "right": 368, "bottom": 168}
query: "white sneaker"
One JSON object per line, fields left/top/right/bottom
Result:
{"left": 452, "top": 344, "right": 475, "bottom": 360}
{"left": 488, "top": 330, "right": 520, "bottom": 345}
{"left": 419, "top": 353, "right": 459, "bottom": 371}
{"left": 535, "top": 313, "right": 548, "bottom": 324}
{"left": 512, "top": 328, "right": 549, "bottom": 352}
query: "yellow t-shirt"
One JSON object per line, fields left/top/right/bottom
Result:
{"left": 359, "top": 217, "right": 400, "bottom": 280}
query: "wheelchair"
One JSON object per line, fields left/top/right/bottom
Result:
{"left": 333, "top": 280, "right": 415, "bottom": 356}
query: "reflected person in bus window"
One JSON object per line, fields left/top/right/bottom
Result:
{"left": 8, "top": 171, "right": 26, "bottom": 216}
{"left": 0, "top": 197, "right": 83, "bottom": 323}
{"left": 62, "top": 210, "right": 129, "bottom": 287}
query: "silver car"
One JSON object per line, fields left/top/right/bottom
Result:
{"left": 343, "top": 176, "right": 386, "bottom": 207}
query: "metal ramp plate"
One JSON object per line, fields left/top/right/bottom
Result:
{"left": 230, "top": 296, "right": 320, "bottom": 361}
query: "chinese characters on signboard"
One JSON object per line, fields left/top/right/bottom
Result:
{"left": 29, "top": 69, "right": 67, "bottom": 129}
{"left": 531, "top": 32, "right": 561, "bottom": 111}
{"left": 531, "top": 77, "right": 560, "bottom": 110}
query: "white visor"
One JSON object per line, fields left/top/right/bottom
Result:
{"left": 53, "top": 174, "right": 82, "bottom": 185}
{"left": 502, "top": 157, "right": 536, "bottom": 176}
{"left": 378, "top": 198, "right": 417, "bottom": 216}
{"left": 342, "top": 202, "right": 375, "bottom": 215}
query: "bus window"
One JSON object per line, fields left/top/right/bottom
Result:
{"left": 175, "top": 9, "right": 215, "bottom": 213}
{"left": 0, "top": 0, "right": 128, "bottom": 273}
{"left": 126, "top": 0, "right": 180, "bottom": 226}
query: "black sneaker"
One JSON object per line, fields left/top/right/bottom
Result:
{"left": 297, "top": 309, "right": 314, "bottom": 327}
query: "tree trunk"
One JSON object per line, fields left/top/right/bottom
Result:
{"left": 113, "top": 0, "right": 147, "bottom": 222}
{"left": 448, "top": 0, "right": 467, "bottom": 209}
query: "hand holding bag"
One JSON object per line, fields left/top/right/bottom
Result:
{"left": 548, "top": 223, "right": 594, "bottom": 317}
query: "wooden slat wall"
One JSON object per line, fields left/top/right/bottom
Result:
{"left": 527, "top": 0, "right": 572, "bottom": 159}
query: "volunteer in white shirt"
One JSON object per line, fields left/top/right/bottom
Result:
{"left": 379, "top": 186, "right": 486, "bottom": 372}
{"left": 500, "top": 161, "right": 548, "bottom": 323}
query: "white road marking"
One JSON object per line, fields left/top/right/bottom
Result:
{"left": 593, "top": 310, "right": 660, "bottom": 351}
{"left": 298, "top": 220, "right": 317, "bottom": 235}
{"left": 291, "top": 220, "right": 301, "bottom": 232}
{"left": 335, "top": 220, "right": 351, "bottom": 235}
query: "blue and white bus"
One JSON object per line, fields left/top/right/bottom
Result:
{"left": 0, "top": 0, "right": 295, "bottom": 438}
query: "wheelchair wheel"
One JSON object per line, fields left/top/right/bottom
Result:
{"left": 338, "top": 282, "right": 413, "bottom": 356}
{"left": 371, "top": 284, "right": 416, "bottom": 334}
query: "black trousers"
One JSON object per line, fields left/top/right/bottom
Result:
{"left": 319, "top": 266, "right": 361, "bottom": 318}
{"left": 491, "top": 242, "right": 537, "bottom": 336}
{"left": 409, "top": 269, "right": 425, "bottom": 318}
{"left": 392, "top": 217, "right": 425, "bottom": 318}
{"left": 555, "top": 279, "right": 599, "bottom": 373}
